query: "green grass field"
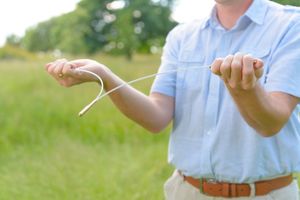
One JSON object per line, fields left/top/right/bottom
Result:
{"left": 0, "top": 55, "right": 299, "bottom": 200}
{"left": 0, "top": 55, "right": 172, "bottom": 200}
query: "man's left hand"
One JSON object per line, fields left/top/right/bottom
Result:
{"left": 211, "top": 52, "right": 264, "bottom": 90}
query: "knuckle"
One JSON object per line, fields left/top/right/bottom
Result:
{"left": 234, "top": 52, "right": 244, "bottom": 57}
{"left": 242, "top": 84, "right": 250, "bottom": 90}
{"left": 215, "top": 57, "right": 224, "bottom": 63}
{"left": 231, "top": 61, "right": 241, "bottom": 69}
{"left": 242, "top": 83, "right": 253, "bottom": 90}
{"left": 67, "top": 62, "right": 75, "bottom": 69}
{"left": 225, "top": 54, "right": 234, "bottom": 59}
{"left": 243, "top": 54, "right": 253, "bottom": 62}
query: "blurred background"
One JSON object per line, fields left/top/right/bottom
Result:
{"left": 0, "top": 0, "right": 299, "bottom": 199}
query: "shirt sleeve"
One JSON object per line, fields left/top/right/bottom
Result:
{"left": 150, "top": 25, "right": 182, "bottom": 97}
{"left": 264, "top": 19, "right": 300, "bottom": 98}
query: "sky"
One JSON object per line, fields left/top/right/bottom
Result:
{"left": 0, "top": 0, "right": 215, "bottom": 46}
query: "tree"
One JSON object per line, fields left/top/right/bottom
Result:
{"left": 272, "top": 0, "right": 300, "bottom": 6}
{"left": 22, "top": 20, "right": 54, "bottom": 52}
{"left": 21, "top": 0, "right": 176, "bottom": 58}
{"left": 5, "top": 34, "right": 21, "bottom": 47}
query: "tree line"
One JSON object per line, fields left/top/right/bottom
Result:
{"left": 8, "top": 0, "right": 176, "bottom": 59}
{"left": 5, "top": 0, "right": 299, "bottom": 59}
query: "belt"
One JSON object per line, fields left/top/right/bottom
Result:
{"left": 179, "top": 172, "right": 293, "bottom": 198}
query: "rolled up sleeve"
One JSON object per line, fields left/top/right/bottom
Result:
{"left": 150, "top": 26, "right": 182, "bottom": 97}
{"left": 265, "top": 20, "right": 300, "bottom": 98}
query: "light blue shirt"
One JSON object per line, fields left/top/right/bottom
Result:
{"left": 151, "top": 0, "right": 300, "bottom": 183}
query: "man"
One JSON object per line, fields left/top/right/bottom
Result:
{"left": 46, "top": 0, "right": 300, "bottom": 199}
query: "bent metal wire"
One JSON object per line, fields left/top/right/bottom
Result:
{"left": 75, "top": 65, "right": 211, "bottom": 117}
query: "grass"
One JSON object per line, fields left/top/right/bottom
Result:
{"left": 0, "top": 54, "right": 172, "bottom": 200}
{"left": 0, "top": 54, "right": 299, "bottom": 199}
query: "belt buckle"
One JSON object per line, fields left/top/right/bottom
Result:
{"left": 207, "top": 178, "right": 218, "bottom": 184}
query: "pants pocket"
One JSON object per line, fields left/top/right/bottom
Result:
{"left": 164, "top": 170, "right": 179, "bottom": 199}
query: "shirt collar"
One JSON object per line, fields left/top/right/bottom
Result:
{"left": 200, "top": 6, "right": 217, "bottom": 30}
{"left": 244, "top": 0, "right": 268, "bottom": 25}
{"left": 201, "top": 0, "right": 268, "bottom": 30}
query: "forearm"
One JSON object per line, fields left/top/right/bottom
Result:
{"left": 227, "top": 83, "right": 291, "bottom": 137}
{"left": 99, "top": 67, "right": 173, "bottom": 133}
{"left": 46, "top": 58, "right": 173, "bottom": 132}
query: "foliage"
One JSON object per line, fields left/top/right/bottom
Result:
{"left": 272, "top": 0, "right": 300, "bottom": 6}
{"left": 0, "top": 45, "right": 36, "bottom": 60}
{"left": 22, "top": 8, "right": 91, "bottom": 54}
{"left": 5, "top": 34, "right": 21, "bottom": 47}
{"left": 20, "top": 0, "right": 176, "bottom": 59}
{"left": 22, "top": 20, "right": 55, "bottom": 52}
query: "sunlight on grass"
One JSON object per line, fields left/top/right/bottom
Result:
{"left": 0, "top": 136, "right": 171, "bottom": 200}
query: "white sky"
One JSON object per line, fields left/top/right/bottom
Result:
{"left": 0, "top": 0, "right": 215, "bottom": 46}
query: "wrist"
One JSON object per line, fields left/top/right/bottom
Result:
{"left": 94, "top": 65, "right": 113, "bottom": 87}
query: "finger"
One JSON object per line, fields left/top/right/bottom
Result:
{"left": 53, "top": 59, "right": 68, "bottom": 77}
{"left": 54, "top": 62, "right": 67, "bottom": 77}
{"left": 47, "top": 63, "right": 57, "bottom": 75}
{"left": 242, "top": 66, "right": 254, "bottom": 90}
{"left": 62, "top": 62, "right": 75, "bottom": 75}
{"left": 220, "top": 55, "right": 234, "bottom": 82}
{"left": 254, "top": 59, "right": 264, "bottom": 69}
{"left": 210, "top": 57, "right": 223, "bottom": 76}
{"left": 45, "top": 62, "right": 53, "bottom": 71}
{"left": 47, "top": 64, "right": 63, "bottom": 82}
{"left": 254, "top": 58, "right": 264, "bottom": 78}
{"left": 242, "top": 54, "right": 255, "bottom": 89}
{"left": 254, "top": 67, "right": 264, "bottom": 79}
{"left": 230, "top": 52, "right": 244, "bottom": 88}
{"left": 47, "top": 59, "right": 64, "bottom": 74}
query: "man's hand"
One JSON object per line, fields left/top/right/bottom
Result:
{"left": 45, "top": 58, "right": 109, "bottom": 87}
{"left": 210, "top": 53, "right": 264, "bottom": 90}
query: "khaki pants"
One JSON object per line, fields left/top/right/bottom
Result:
{"left": 164, "top": 170, "right": 299, "bottom": 200}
